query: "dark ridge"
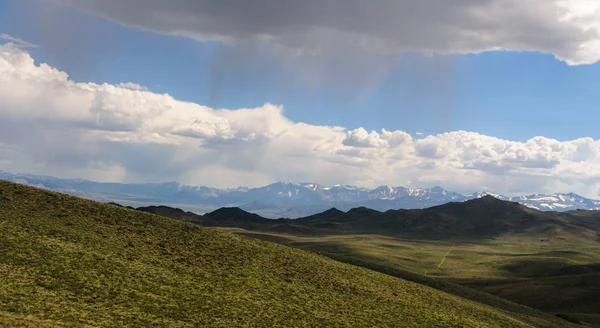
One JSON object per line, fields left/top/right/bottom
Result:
{"left": 205, "top": 207, "right": 270, "bottom": 223}
{"left": 428, "top": 195, "right": 525, "bottom": 213}
{"left": 346, "top": 206, "right": 381, "bottom": 216}
{"left": 137, "top": 205, "right": 204, "bottom": 224}
{"left": 107, "top": 196, "right": 599, "bottom": 240}
{"left": 300, "top": 207, "right": 345, "bottom": 220}
{"left": 322, "top": 207, "right": 346, "bottom": 216}
{"left": 138, "top": 205, "right": 188, "bottom": 214}
{"left": 470, "top": 195, "right": 515, "bottom": 205}
{"left": 107, "top": 202, "right": 135, "bottom": 209}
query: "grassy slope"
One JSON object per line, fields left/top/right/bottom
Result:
{"left": 230, "top": 230, "right": 587, "bottom": 327}
{"left": 472, "top": 272, "right": 600, "bottom": 326}
{"left": 228, "top": 229, "right": 599, "bottom": 327}
{"left": 0, "top": 181, "right": 559, "bottom": 328}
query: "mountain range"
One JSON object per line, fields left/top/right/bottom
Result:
{"left": 2, "top": 170, "right": 600, "bottom": 218}
{"left": 134, "top": 196, "right": 600, "bottom": 239}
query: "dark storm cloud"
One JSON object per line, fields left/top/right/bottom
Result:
{"left": 51, "top": 0, "right": 600, "bottom": 64}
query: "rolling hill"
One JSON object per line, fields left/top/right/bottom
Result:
{"left": 0, "top": 180, "right": 575, "bottom": 327}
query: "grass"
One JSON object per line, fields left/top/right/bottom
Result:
{"left": 227, "top": 230, "right": 600, "bottom": 278}
{"left": 0, "top": 180, "right": 569, "bottom": 327}
{"left": 225, "top": 229, "right": 600, "bottom": 327}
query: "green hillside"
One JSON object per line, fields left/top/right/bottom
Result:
{"left": 0, "top": 181, "right": 574, "bottom": 327}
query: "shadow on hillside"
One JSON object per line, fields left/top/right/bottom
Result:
{"left": 475, "top": 250, "right": 582, "bottom": 258}
{"left": 234, "top": 232, "right": 295, "bottom": 245}
{"left": 501, "top": 260, "right": 600, "bottom": 278}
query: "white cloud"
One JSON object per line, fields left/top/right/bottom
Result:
{"left": 51, "top": 0, "right": 600, "bottom": 65}
{"left": 1, "top": 43, "right": 600, "bottom": 197}
{"left": 117, "top": 82, "right": 148, "bottom": 91}
{"left": 343, "top": 128, "right": 386, "bottom": 148}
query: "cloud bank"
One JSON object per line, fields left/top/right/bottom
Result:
{"left": 1, "top": 42, "right": 600, "bottom": 197}
{"left": 51, "top": 0, "right": 600, "bottom": 65}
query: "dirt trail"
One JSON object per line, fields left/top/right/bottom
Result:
{"left": 436, "top": 244, "right": 455, "bottom": 270}
{"left": 424, "top": 244, "right": 455, "bottom": 275}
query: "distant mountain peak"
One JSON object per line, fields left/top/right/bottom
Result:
{"left": 2, "top": 170, "right": 600, "bottom": 217}
{"left": 268, "top": 181, "right": 298, "bottom": 187}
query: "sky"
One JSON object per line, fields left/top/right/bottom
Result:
{"left": 1, "top": 0, "right": 600, "bottom": 197}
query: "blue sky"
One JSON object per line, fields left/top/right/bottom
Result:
{"left": 2, "top": 0, "right": 599, "bottom": 142}
{"left": 1, "top": 0, "right": 600, "bottom": 197}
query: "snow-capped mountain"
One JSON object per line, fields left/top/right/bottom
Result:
{"left": 507, "top": 193, "right": 600, "bottom": 211}
{"left": 2, "top": 170, "right": 600, "bottom": 218}
{"left": 464, "top": 191, "right": 600, "bottom": 211}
